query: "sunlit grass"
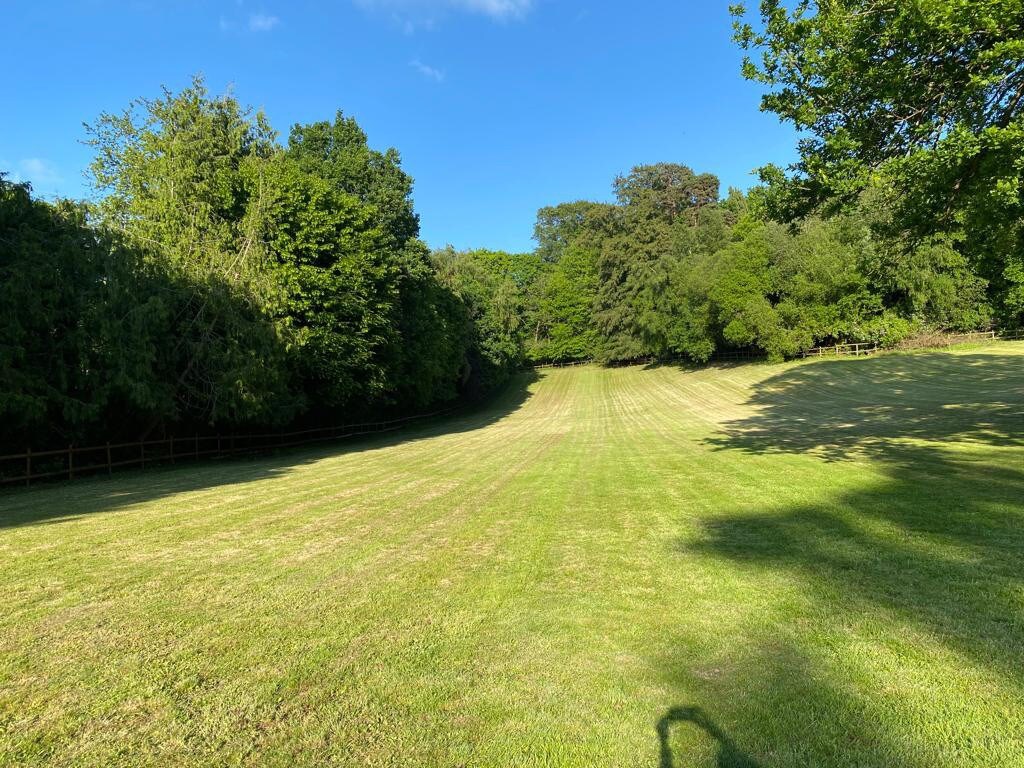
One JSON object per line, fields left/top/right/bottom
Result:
{"left": 2, "top": 342, "right": 1023, "bottom": 766}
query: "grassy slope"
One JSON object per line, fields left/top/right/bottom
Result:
{"left": 2, "top": 342, "right": 1023, "bottom": 767}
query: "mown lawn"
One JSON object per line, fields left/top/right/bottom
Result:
{"left": 2, "top": 342, "right": 1023, "bottom": 767}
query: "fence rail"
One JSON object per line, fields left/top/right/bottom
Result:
{"left": 7, "top": 330, "right": 1022, "bottom": 489}
{"left": 529, "top": 359, "right": 592, "bottom": 370}
{"left": 799, "top": 330, "right": 1024, "bottom": 358}
{"left": 531, "top": 331, "right": 1023, "bottom": 368}
{"left": 893, "top": 329, "right": 999, "bottom": 350}
{"left": 0, "top": 407, "right": 455, "bottom": 488}
{"left": 528, "top": 349, "right": 765, "bottom": 370}
{"left": 800, "top": 342, "right": 880, "bottom": 358}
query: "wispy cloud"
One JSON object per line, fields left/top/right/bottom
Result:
{"left": 219, "top": 8, "right": 281, "bottom": 34}
{"left": 1, "top": 158, "right": 66, "bottom": 197}
{"left": 11, "top": 158, "right": 64, "bottom": 188}
{"left": 398, "top": 14, "right": 435, "bottom": 35}
{"left": 410, "top": 58, "right": 445, "bottom": 82}
{"left": 356, "top": 0, "right": 532, "bottom": 24}
{"left": 452, "top": 0, "right": 531, "bottom": 19}
{"left": 248, "top": 12, "right": 280, "bottom": 31}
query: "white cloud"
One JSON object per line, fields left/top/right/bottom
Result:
{"left": 218, "top": 10, "right": 281, "bottom": 33}
{"left": 410, "top": 59, "right": 445, "bottom": 82}
{"left": 451, "top": 0, "right": 531, "bottom": 19}
{"left": 357, "top": 0, "right": 532, "bottom": 23}
{"left": 248, "top": 12, "right": 280, "bottom": 31}
{"left": 15, "top": 158, "right": 64, "bottom": 188}
{"left": 1, "top": 158, "right": 66, "bottom": 197}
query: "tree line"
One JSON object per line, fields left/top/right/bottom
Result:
{"left": 433, "top": 0, "right": 1024, "bottom": 365}
{"left": 1, "top": 79, "right": 522, "bottom": 452}
{"left": 2, "top": 1, "right": 1021, "bottom": 451}
{"left": 499, "top": 167, "right": 992, "bottom": 366}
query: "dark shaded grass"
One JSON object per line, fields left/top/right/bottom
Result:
{"left": 669, "top": 350, "right": 1024, "bottom": 766}
{"left": 0, "top": 371, "right": 538, "bottom": 529}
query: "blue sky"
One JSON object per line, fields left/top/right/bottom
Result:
{"left": 3, "top": 1, "right": 798, "bottom": 252}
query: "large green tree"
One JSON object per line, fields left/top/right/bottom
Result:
{"left": 256, "top": 156, "right": 396, "bottom": 409}
{"left": 87, "top": 77, "right": 295, "bottom": 428}
{"left": 281, "top": 112, "right": 471, "bottom": 411}
{"left": 431, "top": 248, "right": 532, "bottom": 393}
{"left": 732, "top": 0, "right": 1024, "bottom": 322}
{"left": 594, "top": 164, "right": 724, "bottom": 361}
{"left": 285, "top": 113, "right": 419, "bottom": 252}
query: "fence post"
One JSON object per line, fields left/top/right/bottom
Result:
{"left": 25, "top": 447, "right": 31, "bottom": 487}
{"left": 68, "top": 444, "right": 73, "bottom": 480}
{"left": 106, "top": 442, "right": 112, "bottom": 477}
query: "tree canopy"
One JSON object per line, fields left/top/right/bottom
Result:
{"left": 731, "top": 0, "right": 1024, "bottom": 322}
{"left": 0, "top": 79, "right": 522, "bottom": 453}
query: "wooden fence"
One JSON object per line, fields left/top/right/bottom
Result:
{"left": 800, "top": 342, "right": 880, "bottom": 358}
{"left": 710, "top": 350, "right": 766, "bottom": 362}
{"left": 890, "top": 329, "right": 995, "bottom": 351}
{"left": 7, "top": 330, "right": 1021, "bottom": 488}
{"left": 529, "top": 359, "right": 592, "bottom": 370}
{"left": 0, "top": 408, "right": 454, "bottom": 488}
{"left": 528, "top": 349, "right": 764, "bottom": 370}
{"left": 799, "top": 330, "right": 1024, "bottom": 358}
{"left": 905, "top": 328, "right": 1024, "bottom": 347}
{"left": 532, "top": 330, "right": 1023, "bottom": 369}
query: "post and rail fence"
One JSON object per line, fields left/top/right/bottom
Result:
{"left": 800, "top": 342, "right": 880, "bottom": 358}
{"left": 532, "top": 330, "right": 1024, "bottom": 369}
{"left": 528, "top": 359, "right": 592, "bottom": 370}
{"left": 799, "top": 330, "right": 1024, "bottom": 358}
{"left": 0, "top": 407, "right": 455, "bottom": 488}
{"left": 798, "top": 327, "right": 1007, "bottom": 358}
{"left": 528, "top": 348, "right": 765, "bottom": 370}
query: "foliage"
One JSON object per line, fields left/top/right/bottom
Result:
{"left": 525, "top": 161, "right": 995, "bottom": 364}
{"left": 256, "top": 155, "right": 396, "bottom": 408}
{"left": 86, "top": 77, "right": 296, "bottom": 427}
{"left": 530, "top": 202, "right": 612, "bottom": 361}
{"left": 0, "top": 79, "right": 493, "bottom": 451}
{"left": 286, "top": 112, "right": 420, "bottom": 253}
{"left": 431, "top": 247, "right": 533, "bottom": 393}
{"left": 0, "top": 178, "right": 155, "bottom": 446}
{"left": 0, "top": 175, "right": 293, "bottom": 450}
{"left": 731, "top": 0, "right": 1024, "bottom": 323}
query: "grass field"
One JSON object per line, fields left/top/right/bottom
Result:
{"left": 2, "top": 342, "right": 1023, "bottom": 767}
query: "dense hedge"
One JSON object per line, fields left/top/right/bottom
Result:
{"left": 0, "top": 80, "right": 519, "bottom": 452}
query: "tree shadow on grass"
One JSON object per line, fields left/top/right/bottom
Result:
{"left": 697, "top": 351, "right": 1024, "bottom": 682}
{"left": 659, "top": 638, "right": 949, "bottom": 768}
{"left": 703, "top": 351, "right": 1024, "bottom": 461}
{"left": 676, "top": 350, "right": 1024, "bottom": 763}
{"left": 0, "top": 370, "right": 539, "bottom": 529}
